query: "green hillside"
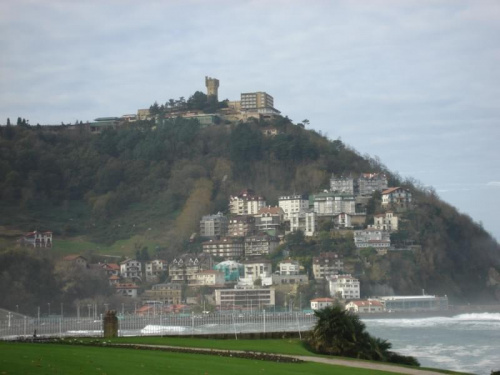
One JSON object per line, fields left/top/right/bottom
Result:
{"left": 0, "top": 116, "right": 499, "bottom": 311}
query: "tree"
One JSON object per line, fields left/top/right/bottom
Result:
{"left": 308, "top": 305, "right": 419, "bottom": 365}
{"left": 6, "top": 118, "right": 11, "bottom": 126}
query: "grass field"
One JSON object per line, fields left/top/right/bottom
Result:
{"left": 86, "top": 337, "right": 314, "bottom": 356}
{"left": 82, "top": 337, "right": 470, "bottom": 375}
{"left": 0, "top": 342, "right": 395, "bottom": 375}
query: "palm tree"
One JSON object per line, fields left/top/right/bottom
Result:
{"left": 310, "top": 305, "right": 364, "bottom": 355}
{"left": 309, "top": 304, "right": 393, "bottom": 362}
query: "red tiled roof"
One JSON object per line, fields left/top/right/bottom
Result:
{"left": 311, "top": 298, "right": 334, "bottom": 302}
{"left": 115, "top": 283, "right": 138, "bottom": 289}
{"left": 256, "top": 206, "right": 283, "bottom": 215}
{"left": 382, "top": 187, "right": 401, "bottom": 195}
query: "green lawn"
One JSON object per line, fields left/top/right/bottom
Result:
{"left": 83, "top": 337, "right": 470, "bottom": 375}
{"left": 0, "top": 342, "right": 395, "bottom": 375}
{"left": 89, "top": 336, "right": 314, "bottom": 356}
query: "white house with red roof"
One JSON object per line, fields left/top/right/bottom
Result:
{"left": 310, "top": 297, "right": 335, "bottom": 310}
{"left": 101, "top": 263, "right": 120, "bottom": 277}
{"left": 345, "top": 300, "right": 384, "bottom": 313}
{"left": 381, "top": 187, "right": 412, "bottom": 208}
{"left": 21, "top": 230, "right": 52, "bottom": 248}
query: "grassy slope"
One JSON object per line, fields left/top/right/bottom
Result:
{"left": 0, "top": 342, "right": 393, "bottom": 375}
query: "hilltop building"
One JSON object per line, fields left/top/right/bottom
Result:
{"left": 205, "top": 76, "right": 219, "bottom": 100}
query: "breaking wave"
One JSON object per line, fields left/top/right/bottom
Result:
{"left": 364, "top": 313, "right": 500, "bottom": 328}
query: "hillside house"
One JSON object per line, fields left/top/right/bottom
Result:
{"left": 330, "top": 174, "right": 356, "bottom": 194}
{"left": 312, "top": 252, "right": 344, "bottom": 280}
{"left": 278, "top": 194, "right": 309, "bottom": 221}
{"left": 345, "top": 300, "right": 384, "bottom": 313}
{"left": 228, "top": 215, "right": 255, "bottom": 237}
{"left": 194, "top": 270, "right": 226, "bottom": 286}
{"left": 200, "top": 212, "right": 228, "bottom": 238}
{"left": 244, "top": 234, "right": 279, "bottom": 257}
{"left": 120, "top": 259, "right": 142, "bottom": 281}
{"left": 62, "top": 255, "right": 88, "bottom": 268}
{"left": 354, "top": 229, "right": 391, "bottom": 249}
{"left": 169, "top": 254, "right": 213, "bottom": 285}
{"left": 312, "top": 193, "right": 356, "bottom": 216}
{"left": 382, "top": 187, "right": 412, "bottom": 208}
{"left": 310, "top": 297, "right": 335, "bottom": 310}
{"left": 202, "top": 237, "right": 244, "bottom": 259}
{"left": 328, "top": 274, "right": 360, "bottom": 300}
{"left": 145, "top": 259, "right": 168, "bottom": 282}
{"left": 142, "top": 283, "right": 182, "bottom": 305}
{"left": 358, "top": 173, "right": 388, "bottom": 196}
{"left": 21, "top": 230, "right": 53, "bottom": 248}
{"left": 254, "top": 206, "right": 284, "bottom": 232}
{"left": 115, "top": 283, "right": 139, "bottom": 298}
{"left": 289, "top": 211, "right": 316, "bottom": 236}
{"left": 369, "top": 212, "right": 399, "bottom": 231}
{"left": 229, "top": 189, "right": 266, "bottom": 215}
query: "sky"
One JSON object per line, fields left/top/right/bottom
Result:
{"left": 1, "top": 0, "right": 499, "bottom": 240}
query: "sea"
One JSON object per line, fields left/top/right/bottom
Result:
{"left": 363, "top": 313, "right": 500, "bottom": 375}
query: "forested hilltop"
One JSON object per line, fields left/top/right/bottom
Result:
{"left": 1, "top": 116, "right": 499, "bottom": 307}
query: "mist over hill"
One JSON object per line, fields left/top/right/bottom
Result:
{"left": 1, "top": 116, "right": 499, "bottom": 308}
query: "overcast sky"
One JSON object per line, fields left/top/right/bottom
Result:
{"left": 1, "top": 0, "right": 499, "bottom": 240}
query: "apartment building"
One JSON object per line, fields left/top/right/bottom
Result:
{"left": 312, "top": 252, "right": 344, "bottom": 280}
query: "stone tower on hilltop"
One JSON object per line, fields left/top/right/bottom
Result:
{"left": 205, "top": 76, "right": 219, "bottom": 101}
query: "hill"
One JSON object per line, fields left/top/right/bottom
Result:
{"left": 0, "top": 116, "right": 499, "bottom": 307}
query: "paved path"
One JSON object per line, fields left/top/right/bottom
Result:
{"left": 114, "top": 343, "right": 447, "bottom": 375}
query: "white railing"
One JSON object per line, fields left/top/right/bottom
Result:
{"left": 0, "top": 312, "right": 317, "bottom": 339}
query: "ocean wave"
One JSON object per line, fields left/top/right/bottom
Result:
{"left": 140, "top": 325, "right": 187, "bottom": 334}
{"left": 364, "top": 312, "right": 500, "bottom": 328}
